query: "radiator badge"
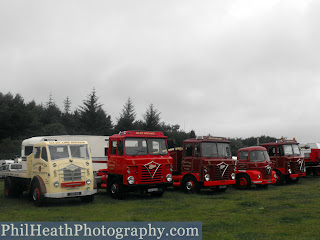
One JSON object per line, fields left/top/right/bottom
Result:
{"left": 217, "top": 162, "right": 229, "bottom": 178}
{"left": 265, "top": 165, "right": 272, "bottom": 175}
{"left": 144, "top": 161, "right": 161, "bottom": 180}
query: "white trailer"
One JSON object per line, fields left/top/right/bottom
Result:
{"left": 21, "top": 135, "right": 109, "bottom": 172}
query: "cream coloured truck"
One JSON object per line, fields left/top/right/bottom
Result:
{"left": 4, "top": 141, "right": 97, "bottom": 206}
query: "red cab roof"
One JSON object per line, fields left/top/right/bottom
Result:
{"left": 238, "top": 146, "right": 267, "bottom": 153}
{"left": 184, "top": 136, "right": 230, "bottom": 144}
{"left": 111, "top": 130, "right": 167, "bottom": 139}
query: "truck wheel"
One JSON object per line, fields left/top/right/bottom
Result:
{"left": 182, "top": 176, "right": 200, "bottom": 194}
{"left": 306, "top": 168, "right": 312, "bottom": 175}
{"left": 312, "top": 168, "right": 320, "bottom": 176}
{"left": 4, "top": 177, "right": 18, "bottom": 198}
{"left": 81, "top": 195, "right": 94, "bottom": 203}
{"left": 274, "top": 170, "right": 284, "bottom": 185}
{"left": 110, "top": 178, "right": 125, "bottom": 199}
{"left": 32, "top": 182, "right": 44, "bottom": 207}
{"left": 236, "top": 175, "right": 251, "bottom": 190}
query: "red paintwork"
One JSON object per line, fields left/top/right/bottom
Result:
{"left": 235, "top": 146, "right": 276, "bottom": 186}
{"left": 260, "top": 139, "right": 306, "bottom": 180}
{"left": 61, "top": 181, "right": 86, "bottom": 188}
{"left": 100, "top": 131, "right": 173, "bottom": 190}
{"left": 170, "top": 136, "right": 236, "bottom": 190}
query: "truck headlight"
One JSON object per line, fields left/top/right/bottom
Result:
{"left": 86, "top": 179, "right": 91, "bottom": 185}
{"left": 54, "top": 181, "right": 59, "bottom": 187}
{"left": 231, "top": 173, "right": 236, "bottom": 180}
{"left": 204, "top": 174, "right": 210, "bottom": 181}
{"left": 166, "top": 174, "right": 172, "bottom": 182}
{"left": 288, "top": 169, "right": 292, "bottom": 174}
{"left": 127, "top": 176, "right": 135, "bottom": 185}
{"left": 257, "top": 174, "right": 261, "bottom": 179}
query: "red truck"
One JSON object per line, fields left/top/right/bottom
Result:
{"left": 235, "top": 146, "right": 276, "bottom": 189}
{"left": 169, "top": 136, "right": 236, "bottom": 193}
{"left": 300, "top": 143, "right": 320, "bottom": 176}
{"left": 99, "top": 131, "right": 173, "bottom": 199}
{"left": 260, "top": 138, "right": 306, "bottom": 184}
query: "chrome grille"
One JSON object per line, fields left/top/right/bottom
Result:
{"left": 141, "top": 165, "right": 163, "bottom": 183}
{"left": 59, "top": 164, "right": 85, "bottom": 182}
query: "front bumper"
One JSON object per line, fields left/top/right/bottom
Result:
{"left": 203, "top": 179, "right": 236, "bottom": 187}
{"left": 44, "top": 189, "right": 97, "bottom": 199}
{"left": 252, "top": 179, "right": 276, "bottom": 185}
{"left": 290, "top": 172, "right": 306, "bottom": 179}
{"left": 126, "top": 182, "right": 172, "bottom": 192}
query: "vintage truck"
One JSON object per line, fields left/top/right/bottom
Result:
{"left": 299, "top": 143, "right": 320, "bottom": 176}
{"left": 99, "top": 130, "right": 173, "bottom": 199}
{"left": 235, "top": 146, "right": 276, "bottom": 189}
{"left": 4, "top": 141, "right": 97, "bottom": 206}
{"left": 260, "top": 138, "right": 306, "bottom": 184}
{"left": 169, "top": 136, "right": 236, "bottom": 193}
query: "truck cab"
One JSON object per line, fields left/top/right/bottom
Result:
{"left": 261, "top": 138, "right": 306, "bottom": 184}
{"left": 101, "top": 131, "right": 173, "bottom": 199}
{"left": 4, "top": 141, "right": 97, "bottom": 206}
{"left": 169, "top": 136, "right": 236, "bottom": 193}
{"left": 236, "top": 146, "right": 276, "bottom": 189}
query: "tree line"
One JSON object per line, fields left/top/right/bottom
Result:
{"left": 0, "top": 89, "right": 276, "bottom": 159}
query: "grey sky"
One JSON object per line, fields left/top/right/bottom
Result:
{"left": 1, "top": 0, "right": 320, "bottom": 143}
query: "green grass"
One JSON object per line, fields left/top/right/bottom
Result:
{"left": 1, "top": 177, "right": 320, "bottom": 239}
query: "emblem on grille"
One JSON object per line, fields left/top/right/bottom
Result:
{"left": 265, "top": 165, "right": 271, "bottom": 175}
{"left": 144, "top": 161, "right": 161, "bottom": 180}
{"left": 297, "top": 158, "right": 304, "bottom": 171}
{"left": 217, "top": 162, "right": 229, "bottom": 178}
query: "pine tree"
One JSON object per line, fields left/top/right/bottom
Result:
{"left": 78, "top": 88, "right": 113, "bottom": 135}
{"left": 142, "top": 103, "right": 161, "bottom": 131}
{"left": 63, "top": 96, "right": 71, "bottom": 114}
{"left": 115, "top": 97, "right": 136, "bottom": 132}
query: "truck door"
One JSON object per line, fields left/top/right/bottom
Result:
{"left": 182, "top": 143, "right": 194, "bottom": 172}
{"left": 237, "top": 150, "right": 248, "bottom": 170}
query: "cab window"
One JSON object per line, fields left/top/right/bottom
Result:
{"left": 110, "top": 141, "right": 117, "bottom": 155}
{"left": 184, "top": 144, "right": 193, "bottom": 157}
{"left": 41, "top": 147, "right": 48, "bottom": 161}
{"left": 238, "top": 151, "right": 248, "bottom": 160}
{"left": 34, "top": 147, "right": 41, "bottom": 159}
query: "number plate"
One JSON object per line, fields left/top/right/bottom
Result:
{"left": 147, "top": 188, "right": 159, "bottom": 193}
{"left": 67, "top": 192, "right": 82, "bottom": 196}
{"left": 292, "top": 177, "right": 297, "bottom": 180}
{"left": 219, "top": 185, "right": 227, "bottom": 189}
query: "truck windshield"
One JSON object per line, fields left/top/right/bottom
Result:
{"left": 292, "top": 144, "right": 300, "bottom": 155}
{"left": 147, "top": 138, "right": 168, "bottom": 155}
{"left": 201, "top": 142, "right": 231, "bottom": 158}
{"left": 283, "top": 144, "right": 300, "bottom": 156}
{"left": 125, "top": 138, "right": 148, "bottom": 156}
{"left": 49, "top": 145, "right": 90, "bottom": 160}
{"left": 250, "top": 150, "right": 270, "bottom": 162}
{"left": 125, "top": 138, "right": 168, "bottom": 156}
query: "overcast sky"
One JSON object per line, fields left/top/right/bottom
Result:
{"left": 1, "top": 0, "right": 320, "bottom": 143}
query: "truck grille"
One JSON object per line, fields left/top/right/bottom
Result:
{"left": 141, "top": 164, "right": 163, "bottom": 184}
{"left": 214, "top": 162, "right": 230, "bottom": 180}
{"left": 59, "top": 164, "right": 85, "bottom": 182}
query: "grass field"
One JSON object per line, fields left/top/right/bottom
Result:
{"left": 0, "top": 176, "right": 320, "bottom": 240}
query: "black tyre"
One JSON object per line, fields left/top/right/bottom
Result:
{"left": 32, "top": 182, "right": 44, "bottom": 207}
{"left": 182, "top": 176, "right": 200, "bottom": 194}
{"left": 236, "top": 175, "right": 251, "bottom": 190}
{"left": 274, "top": 170, "right": 284, "bottom": 185}
{"left": 109, "top": 178, "right": 125, "bottom": 199}
{"left": 81, "top": 195, "right": 94, "bottom": 203}
{"left": 312, "top": 168, "right": 320, "bottom": 176}
{"left": 4, "top": 177, "right": 18, "bottom": 198}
